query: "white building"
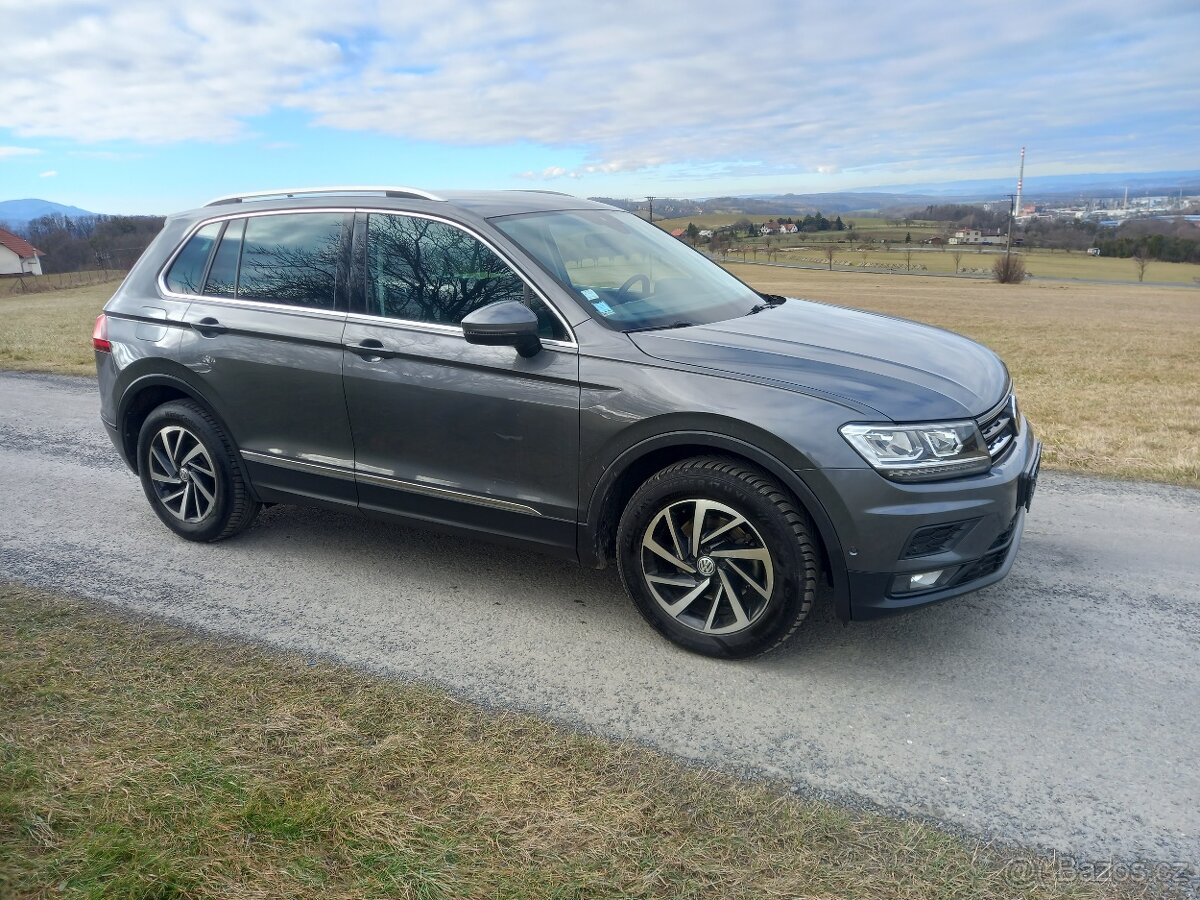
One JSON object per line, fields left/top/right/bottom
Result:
{"left": 0, "top": 228, "right": 44, "bottom": 276}
{"left": 948, "top": 228, "right": 1008, "bottom": 246}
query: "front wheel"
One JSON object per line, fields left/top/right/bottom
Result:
{"left": 136, "top": 400, "right": 260, "bottom": 542}
{"left": 616, "top": 456, "right": 818, "bottom": 658}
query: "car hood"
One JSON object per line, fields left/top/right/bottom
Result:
{"left": 628, "top": 299, "right": 1009, "bottom": 421}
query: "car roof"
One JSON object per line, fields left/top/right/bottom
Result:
{"left": 168, "top": 188, "right": 618, "bottom": 224}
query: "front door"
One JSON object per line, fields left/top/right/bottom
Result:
{"left": 341, "top": 211, "right": 580, "bottom": 554}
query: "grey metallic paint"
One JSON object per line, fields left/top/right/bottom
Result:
{"left": 99, "top": 189, "right": 1039, "bottom": 624}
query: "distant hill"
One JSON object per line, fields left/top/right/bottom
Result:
{"left": 592, "top": 170, "right": 1200, "bottom": 218}
{"left": 0, "top": 198, "right": 97, "bottom": 230}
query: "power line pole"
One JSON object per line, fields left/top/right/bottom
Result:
{"left": 1006, "top": 194, "right": 1015, "bottom": 265}
{"left": 646, "top": 196, "right": 655, "bottom": 224}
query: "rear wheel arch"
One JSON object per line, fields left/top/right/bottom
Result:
{"left": 117, "top": 374, "right": 256, "bottom": 500}
{"left": 583, "top": 432, "right": 848, "bottom": 619}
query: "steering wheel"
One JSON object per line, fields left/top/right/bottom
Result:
{"left": 617, "top": 273, "right": 651, "bottom": 298}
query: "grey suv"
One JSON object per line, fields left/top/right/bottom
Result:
{"left": 95, "top": 187, "right": 1041, "bottom": 658}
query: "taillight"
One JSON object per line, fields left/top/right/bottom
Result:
{"left": 93, "top": 313, "right": 111, "bottom": 352}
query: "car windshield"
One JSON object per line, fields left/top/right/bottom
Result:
{"left": 494, "top": 209, "right": 762, "bottom": 331}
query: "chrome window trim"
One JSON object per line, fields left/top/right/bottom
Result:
{"left": 359, "top": 208, "right": 577, "bottom": 347}
{"left": 241, "top": 450, "right": 543, "bottom": 517}
{"left": 155, "top": 206, "right": 578, "bottom": 347}
{"left": 342, "top": 310, "right": 576, "bottom": 351}
{"left": 156, "top": 207, "right": 355, "bottom": 311}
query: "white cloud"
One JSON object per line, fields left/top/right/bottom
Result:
{"left": 1, "top": 1, "right": 1197, "bottom": 180}
{"left": 0, "top": 146, "right": 41, "bottom": 159}
{"left": 39, "top": 170, "right": 58, "bottom": 177}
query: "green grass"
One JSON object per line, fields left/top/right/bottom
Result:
{"left": 0, "top": 583, "right": 1143, "bottom": 899}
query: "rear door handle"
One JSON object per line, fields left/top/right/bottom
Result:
{"left": 345, "top": 338, "right": 398, "bottom": 360}
{"left": 192, "top": 316, "right": 227, "bottom": 337}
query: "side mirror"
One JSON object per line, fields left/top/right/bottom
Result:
{"left": 461, "top": 300, "right": 542, "bottom": 357}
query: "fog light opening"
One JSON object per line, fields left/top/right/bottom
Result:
{"left": 909, "top": 570, "right": 943, "bottom": 589}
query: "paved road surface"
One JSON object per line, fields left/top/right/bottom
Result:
{"left": 2, "top": 371, "right": 1197, "bottom": 872}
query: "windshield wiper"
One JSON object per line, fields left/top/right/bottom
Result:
{"left": 625, "top": 321, "right": 695, "bottom": 333}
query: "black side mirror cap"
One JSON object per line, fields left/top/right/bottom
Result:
{"left": 461, "top": 300, "right": 543, "bottom": 357}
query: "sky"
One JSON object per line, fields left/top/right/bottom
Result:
{"left": 1, "top": 0, "right": 1197, "bottom": 214}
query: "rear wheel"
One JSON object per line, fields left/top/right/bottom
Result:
{"left": 616, "top": 456, "right": 818, "bottom": 658}
{"left": 136, "top": 400, "right": 259, "bottom": 542}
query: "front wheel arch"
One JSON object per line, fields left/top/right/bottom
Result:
{"left": 582, "top": 432, "right": 849, "bottom": 621}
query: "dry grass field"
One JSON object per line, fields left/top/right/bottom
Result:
{"left": 0, "top": 582, "right": 1142, "bottom": 899}
{"left": 715, "top": 246, "right": 1200, "bottom": 284}
{"left": 2, "top": 271, "right": 1198, "bottom": 487}
{"left": 727, "top": 263, "right": 1200, "bottom": 487}
{"left": 0, "top": 279, "right": 121, "bottom": 376}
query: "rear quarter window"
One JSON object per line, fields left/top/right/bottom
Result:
{"left": 164, "top": 222, "right": 221, "bottom": 294}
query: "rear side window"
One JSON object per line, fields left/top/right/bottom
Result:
{"left": 365, "top": 214, "right": 567, "bottom": 339}
{"left": 204, "top": 218, "right": 244, "bottom": 297}
{"left": 236, "top": 213, "right": 347, "bottom": 310}
{"left": 164, "top": 222, "right": 221, "bottom": 294}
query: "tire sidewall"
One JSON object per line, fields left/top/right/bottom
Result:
{"left": 617, "top": 464, "right": 813, "bottom": 658}
{"left": 136, "top": 402, "right": 238, "bottom": 542}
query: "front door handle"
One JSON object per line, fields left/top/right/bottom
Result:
{"left": 192, "top": 316, "right": 227, "bottom": 337}
{"left": 345, "top": 338, "right": 398, "bottom": 360}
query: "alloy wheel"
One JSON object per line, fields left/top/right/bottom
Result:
{"left": 147, "top": 425, "right": 218, "bottom": 523}
{"left": 639, "top": 498, "right": 775, "bottom": 635}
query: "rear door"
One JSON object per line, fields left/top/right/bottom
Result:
{"left": 341, "top": 211, "right": 580, "bottom": 555}
{"left": 172, "top": 210, "right": 357, "bottom": 506}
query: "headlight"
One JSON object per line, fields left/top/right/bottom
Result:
{"left": 839, "top": 421, "right": 991, "bottom": 481}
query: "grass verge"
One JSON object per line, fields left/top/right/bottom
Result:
{"left": 1, "top": 582, "right": 1138, "bottom": 899}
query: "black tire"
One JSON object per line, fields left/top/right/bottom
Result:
{"left": 616, "top": 456, "right": 818, "bottom": 658}
{"left": 136, "top": 400, "right": 260, "bottom": 542}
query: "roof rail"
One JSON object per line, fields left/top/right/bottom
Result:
{"left": 511, "top": 189, "right": 574, "bottom": 197}
{"left": 203, "top": 186, "right": 445, "bottom": 207}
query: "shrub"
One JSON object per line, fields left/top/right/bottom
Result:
{"left": 992, "top": 254, "right": 1027, "bottom": 284}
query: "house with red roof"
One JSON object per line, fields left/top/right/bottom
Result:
{"left": 0, "top": 227, "right": 44, "bottom": 276}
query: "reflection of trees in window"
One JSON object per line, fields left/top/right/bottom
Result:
{"left": 367, "top": 216, "right": 524, "bottom": 324}
{"left": 165, "top": 222, "right": 221, "bottom": 294}
{"left": 205, "top": 218, "right": 244, "bottom": 297}
{"left": 237, "top": 214, "right": 347, "bottom": 309}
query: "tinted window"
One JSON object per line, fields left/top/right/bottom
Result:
{"left": 204, "top": 218, "right": 243, "bottom": 297}
{"left": 164, "top": 222, "right": 220, "bottom": 294}
{"left": 237, "top": 213, "right": 347, "bottom": 310}
{"left": 366, "top": 214, "right": 566, "bottom": 339}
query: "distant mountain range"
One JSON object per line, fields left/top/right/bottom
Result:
{"left": 0, "top": 198, "right": 97, "bottom": 230}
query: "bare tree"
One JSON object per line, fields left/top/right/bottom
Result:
{"left": 951, "top": 249, "right": 964, "bottom": 275}
{"left": 904, "top": 249, "right": 914, "bottom": 271}
{"left": 823, "top": 245, "right": 836, "bottom": 270}
{"left": 1132, "top": 248, "right": 1151, "bottom": 283}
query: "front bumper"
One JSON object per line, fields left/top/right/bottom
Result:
{"left": 810, "top": 421, "right": 1041, "bottom": 620}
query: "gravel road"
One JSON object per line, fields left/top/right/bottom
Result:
{"left": 2, "top": 370, "right": 1197, "bottom": 874}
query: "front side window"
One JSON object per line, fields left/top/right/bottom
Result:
{"left": 365, "top": 214, "right": 566, "bottom": 340}
{"left": 495, "top": 210, "right": 762, "bottom": 331}
{"left": 164, "top": 221, "right": 221, "bottom": 294}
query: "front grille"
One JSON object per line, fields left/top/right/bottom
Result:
{"left": 901, "top": 519, "right": 978, "bottom": 558}
{"left": 978, "top": 392, "right": 1020, "bottom": 461}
